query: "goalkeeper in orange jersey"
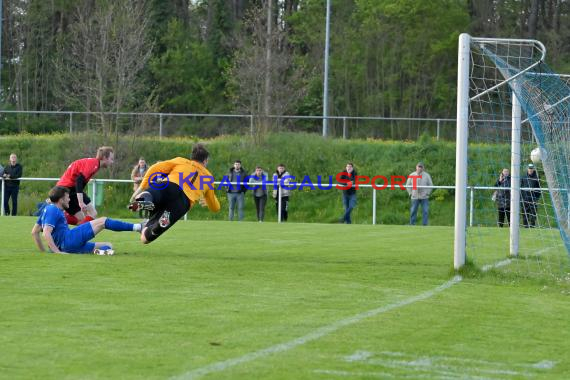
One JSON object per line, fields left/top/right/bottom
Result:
{"left": 128, "top": 144, "right": 220, "bottom": 243}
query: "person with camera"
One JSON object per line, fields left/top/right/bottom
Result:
{"left": 494, "top": 168, "right": 511, "bottom": 227}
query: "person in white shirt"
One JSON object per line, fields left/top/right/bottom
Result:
{"left": 406, "top": 162, "right": 433, "bottom": 226}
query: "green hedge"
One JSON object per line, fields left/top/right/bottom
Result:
{"left": 0, "top": 132, "right": 512, "bottom": 225}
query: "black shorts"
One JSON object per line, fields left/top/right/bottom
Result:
{"left": 66, "top": 188, "right": 92, "bottom": 215}
{"left": 143, "top": 182, "right": 190, "bottom": 242}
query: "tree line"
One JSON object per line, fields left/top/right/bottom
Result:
{"left": 0, "top": 0, "right": 568, "bottom": 135}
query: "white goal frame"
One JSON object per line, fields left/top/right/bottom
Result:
{"left": 454, "top": 34, "right": 547, "bottom": 269}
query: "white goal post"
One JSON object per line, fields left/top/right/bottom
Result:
{"left": 454, "top": 34, "right": 550, "bottom": 269}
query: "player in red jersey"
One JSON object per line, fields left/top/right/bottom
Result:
{"left": 57, "top": 146, "right": 114, "bottom": 225}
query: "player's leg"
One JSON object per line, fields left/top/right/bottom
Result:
{"left": 64, "top": 210, "right": 79, "bottom": 225}
{"left": 69, "top": 241, "right": 113, "bottom": 255}
{"left": 141, "top": 190, "right": 190, "bottom": 244}
{"left": 128, "top": 190, "right": 156, "bottom": 212}
{"left": 92, "top": 242, "right": 114, "bottom": 255}
{"left": 62, "top": 223, "right": 96, "bottom": 253}
{"left": 93, "top": 242, "right": 113, "bottom": 249}
{"left": 77, "top": 193, "right": 96, "bottom": 224}
{"left": 72, "top": 211, "right": 86, "bottom": 223}
{"left": 83, "top": 203, "right": 97, "bottom": 219}
{"left": 66, "top": 188, "right": 85, "bottom": 224}
{"left": 90, "top": 217, "right": 143, "bottom": 235}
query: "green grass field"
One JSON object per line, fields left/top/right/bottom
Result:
{"left": 1, "top": 218, "right": 569, "bottom": 379}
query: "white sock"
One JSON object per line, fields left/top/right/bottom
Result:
{"left": 134, "top": 223, "right": 142, "bottom": 232}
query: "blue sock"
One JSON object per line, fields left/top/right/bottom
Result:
{"left": 104, "top": 218, "right": 134, "bottom": 232}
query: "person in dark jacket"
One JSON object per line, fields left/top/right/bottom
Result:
{"left": 339, "top": 162, "right": 358, "bottom": 224}
{"left": 495, "top": 168, "right": 511, "bottom": 227}
{"left": 272, "top": 164, "right": 291, "bottom": 222}
{"left": 226, "top": 160, "right": 247, "bottom": 221}
{"left": 3, "top": 153, "right": 23, "bottom": 216}
{"left": 249, "top": 166, "right": 268, "bottom": 222}
{"left": 520, "top": 163, "right": 541, "bottom": 228}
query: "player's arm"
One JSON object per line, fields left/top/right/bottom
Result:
{"left": 42, "top": 225, "right": 64, "bottom": 254}
{"left": 203, "top": 189, "right": 221, "bottom": 212}
{"left": 31, "top": 224, "right": 46, "bottom": 252}
{"left": 75, "top": 174, "right": 88, "bottom": 210}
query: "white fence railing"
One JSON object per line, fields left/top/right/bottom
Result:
{"left": 1, "top": 177, "right": 556, "bottom": 226}
{"left": 0, "top": 110, "right": 456, "bottom": 140}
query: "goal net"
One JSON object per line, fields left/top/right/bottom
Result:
{"left": 454, "top": 34, "right": 569, "bottom": 275}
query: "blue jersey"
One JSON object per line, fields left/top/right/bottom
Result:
{"left": 37, "top": 204, "right": 69, "bottom": 249}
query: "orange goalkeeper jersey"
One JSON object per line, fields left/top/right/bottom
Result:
{"left": 139, "top": 157, "right": 220, "bottom": 212}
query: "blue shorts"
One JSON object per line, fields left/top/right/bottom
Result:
{"left": 61, "top": 223, "right": 96, "bottom": 254}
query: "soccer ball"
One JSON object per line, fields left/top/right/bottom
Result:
{"left": 530, "top": 147, "right": 545, "bottom": 164}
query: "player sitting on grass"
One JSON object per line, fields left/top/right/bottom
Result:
{"left": 31, "top": 186, "right": 144, "bottom": 255}
{"left": 56, "top": 146, "right": 115, "bottom": 225}
{"left": 128, "top": 143, "right": 220, "bottom": 244}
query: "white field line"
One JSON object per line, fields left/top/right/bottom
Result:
{"left": 480, "top": 246, "right": 561, "bottom": 272}
{"left": 377, "top": 351, "right": 556, "bottom": 370}
{"left": 535, "top": 245, "right": 558, "bottom": 256}
{"left": 314, "top": 368, "right": 495, "bottom": 380}
{"left": 362, "top": 357, "right": 528, "bottom": 377}
{"left": 172, "top": 258, "right": 515, "bottom": 380}
{"left": 334, "top": 350, "right": 554, "bottom": 378}
{"left": 171, "top": 275, "right": 463, "bottom": 380}
{"left": 345, "top": 350, "right": 374, "bottom": 362}
{"left": 481, "top": 258, "right": 512, "bottom": 272}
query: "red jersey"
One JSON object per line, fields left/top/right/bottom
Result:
{"left": 57, "top": 158, "right": 101, "bottom": 188}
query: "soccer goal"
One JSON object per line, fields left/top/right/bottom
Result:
{"left": 454, "top": 34, "right": 570, "bottom": 273}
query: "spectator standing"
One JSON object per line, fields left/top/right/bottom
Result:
{"left": 339, "top": 162, "right": 357, "bottom": 224}
{"left": 3, "top": 153, "right": 23, "bottom": 216}
{"left": 520, "top": 163, "right": 541, "bottom": 228}
{"left": 273, "top": 164, "right": 291, "bottom": 222}
{"left": 227, "top": 160, "right": 247, "bottom": 221}
{"left": 405, "top": 162, "right": 433, "bottom": 226}
{"left": 249, "top": 166, "right": 268, "bottom": 222}
{"left": 131, "top": 157, "right": 148, "bottom": 192}
{"left": 495, "top": 168, "right": 511, "bottom": 227}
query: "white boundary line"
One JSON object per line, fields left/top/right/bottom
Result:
{"left": 481, "top": 258, "right": 512, "bottom": 272}
{"left": 172, "top": 259, "right": 513, "bottom": 379}
{"left": 170, "top": 275, "right": 463, "bottom": 380}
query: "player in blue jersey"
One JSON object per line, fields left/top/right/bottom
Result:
{"left": 31, "top": 186, "right": 143, "bottom": 255}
